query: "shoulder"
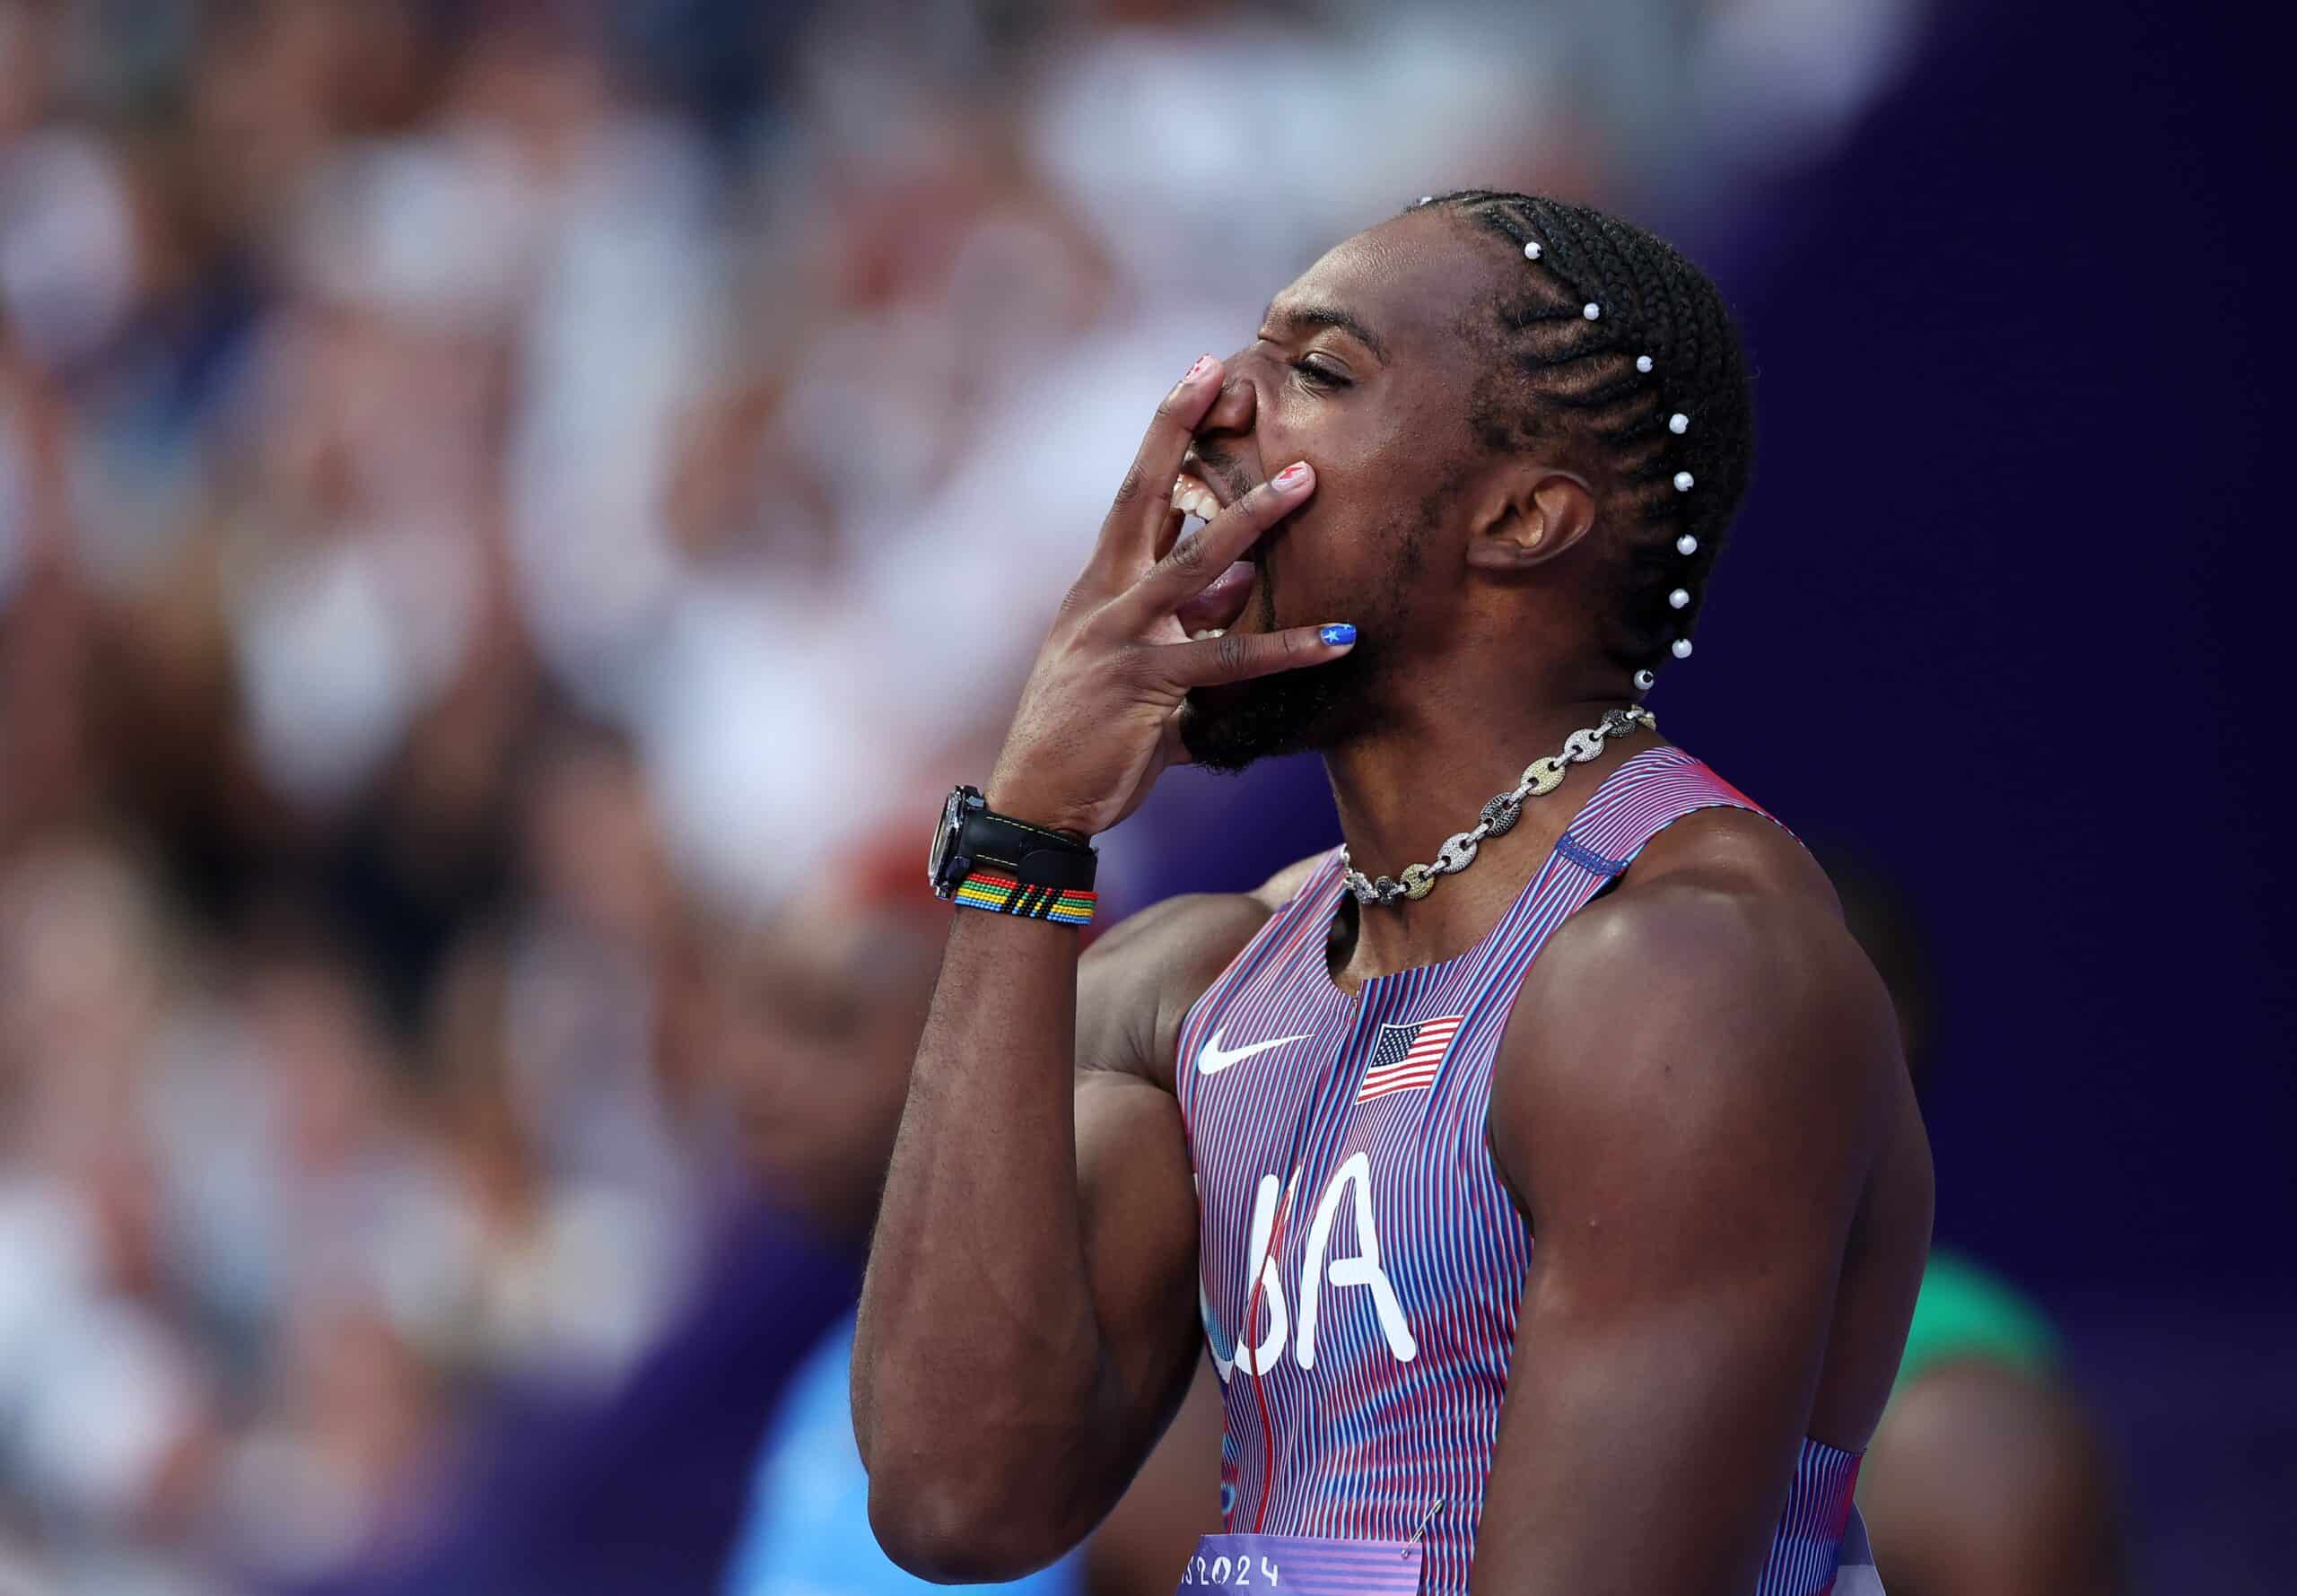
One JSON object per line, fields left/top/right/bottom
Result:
{"left": 1248, "top": 850, "right": 1335, "bottom": 912}
{"left": 1491, "top": 806, "right": 1900, "bottom": 1213}
{"left": 1079, "top": 851, "right": 1334, "bottom": 1091}
{"left": 1527, "top": 805, "right": 1855, "bottom": 1014}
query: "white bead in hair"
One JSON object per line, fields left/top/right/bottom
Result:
{"left": 1676, "top": 534, "right": 1699, "bottom": 555}
{"left": 1669, "top": 589, "right": 1690, "bottom": 609}
{"left": 1635, "top": 668, "right": 1655, "bottom": 690}
{"left": 1523, "top": 240, "right": 1542, "bottom": 260}
{"left": 1673, "top": 471, "right": 1695, "bottom": 492}
{"left": 1669, "top": 413, "right": 1689, "bottom": 434}
{"left": 1583, "top": 302, "right": 1602, "bottom": 321}
{"left": 1636, "top": 354, "right": 1654, "bottom": 372}
{"left": 1419, "top": 196, "right": 1433, "bottom": 205}
{"left": 1672, "top": 639, "right": 1694, "bottom": 659}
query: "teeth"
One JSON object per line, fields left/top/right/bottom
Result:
{"left": 1169, "top": 477, "right": 1223, "bottom": 521}
{"left": 1189, "top": 628, "right": 1227, "bottom": 641}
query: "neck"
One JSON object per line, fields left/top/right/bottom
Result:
{"left": 1322, "top": 683, "right": 1650, "bottom": 991}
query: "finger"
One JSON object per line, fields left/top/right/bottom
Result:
{"left": 1164, "top": 621, "right": 1357, "bottom": 688}
{"left": 1150, "top": 501, "right": 1186, "bottom": 563}
{"left": 1110, "top": 461, "right": 1314, "bottom": 628}
{"left": 1092, "top": 353, "right": 1224, "bottom": 574}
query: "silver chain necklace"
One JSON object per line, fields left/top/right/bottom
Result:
{"left": 1340, "top": 705, "right": 1655, "bottom": 906}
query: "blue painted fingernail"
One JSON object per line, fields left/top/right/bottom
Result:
{"left": 1320, "top": 624, "right": 1357, "bottom": 647}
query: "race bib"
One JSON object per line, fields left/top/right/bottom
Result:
{"left": 1174, "top": 1533, "right": 1422, "bottom": 1594}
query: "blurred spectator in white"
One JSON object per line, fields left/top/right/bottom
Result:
{"left": 491, "top": 9, "right": 730, "bottom": 719}
{"left": 0, "top": 836, "right": 222, "bottom": 1593}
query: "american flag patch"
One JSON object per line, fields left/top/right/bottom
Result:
{"left": 1356, "top": 1016, "right": 1464, "bottom": 1103}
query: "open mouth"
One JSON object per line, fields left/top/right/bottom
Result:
{"left": 1169, "top": 471, "right": 1225, "bottom": 523}
{"left": 1170, "top": 469, "right": 1261, "bottom": 640}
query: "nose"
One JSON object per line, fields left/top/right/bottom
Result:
{"left": 1197, "top": 360, "right": 1259, "bottom": 442}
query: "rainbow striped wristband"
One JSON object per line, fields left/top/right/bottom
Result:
{"left": 951, "top": 870, "right": 1097, "bottom": 927}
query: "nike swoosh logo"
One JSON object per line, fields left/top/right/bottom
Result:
{"left": 1197, "top": 1028, "right": 1313, "bottom": 1076}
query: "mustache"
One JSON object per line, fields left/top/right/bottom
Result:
{"left": 1188, "top": 443, "right": 1257, "bottom": 506}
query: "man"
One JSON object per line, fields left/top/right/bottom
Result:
{"left": 1819, "top": 851, "right": 2126, "bottom": 1596}
{"left": 854, "top": 190, "right": 1932, "bottom": 1595}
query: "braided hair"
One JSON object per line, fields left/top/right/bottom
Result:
{"left": 1411, "top": 190, "right": 1753, "bottom": 689}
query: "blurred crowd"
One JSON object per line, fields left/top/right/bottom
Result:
{"left": 0, "top": 0, "right": 1927, "bottom": 1591}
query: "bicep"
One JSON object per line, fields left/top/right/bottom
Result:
{"left": 1068, "top": 894, "right": 1263, "bottom": 1465}
{"left": 1477, "top": 1171, "right": 1855, "bottom": 1595}
{"left": 1075, "top": 1068, "right": 1203, "bottom": 1448}
{"left": 1475, "top": 891, "right": 1891, "bottom": 1595}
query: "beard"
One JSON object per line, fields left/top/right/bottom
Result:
{"left": 1177, "top": 501, "right": 1428, "bottom": 772}
{"left": 1177, "top": 633, "right": 1379, "bottom": 771}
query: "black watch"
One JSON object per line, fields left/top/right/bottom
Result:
{"left": 928, "top": 785, "right": 1098, "bottom": 900}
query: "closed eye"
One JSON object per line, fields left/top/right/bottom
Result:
{"left": 1293, "top": 354, "right": 1353, "bottom": 393}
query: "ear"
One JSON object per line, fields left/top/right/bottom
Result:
{"left": 1463, "top": 468, "right": 1598, "bottom": 574}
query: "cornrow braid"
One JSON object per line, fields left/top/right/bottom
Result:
{"left": 1408, "top": 189, "right": 1754, "bottom": 690}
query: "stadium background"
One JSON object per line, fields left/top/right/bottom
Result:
{"left": 0, "top": 0, "right": 2284, "bottom": 1592}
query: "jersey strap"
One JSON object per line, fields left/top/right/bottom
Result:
{"left": 1551, "top": 746, "right": 1779, "bottom": 887}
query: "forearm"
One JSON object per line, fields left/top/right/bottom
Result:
{"left": 853, "top": 907, "right": 1117, "bottom": 1570}
{"left": 851, "top": 351, "right": 1333, "bottom": 1572}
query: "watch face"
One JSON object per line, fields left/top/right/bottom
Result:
{"left": 928, "top": 789, "right": 964, "bottom": 893}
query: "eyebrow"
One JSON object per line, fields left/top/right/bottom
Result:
{"left": 1262, "top": 300, "right": 1391, "bottom": 363}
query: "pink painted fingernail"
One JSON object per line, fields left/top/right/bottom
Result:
{"left": 1273, "top": 461, "right": 1312, "bottom": 490}
{"left": 1183, "top": 353, "right": 1217, "bottom": 384}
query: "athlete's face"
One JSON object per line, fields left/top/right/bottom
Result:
{"left": 1177, "top": 210, "right": 1510, "bottom": 770}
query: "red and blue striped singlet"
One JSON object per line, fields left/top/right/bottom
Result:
{"left": 1175, "top": 746, "right": 1880, "bottom": 1595}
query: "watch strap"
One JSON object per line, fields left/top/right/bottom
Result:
{"left": 958, "top": 806, "right": 1096, "bottom": 887}
{"left": 950, "top": 870, "right": 1097, "bottom": 927}
{"left": 933, "top": 786, "right": 1098, "bottom": 925}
